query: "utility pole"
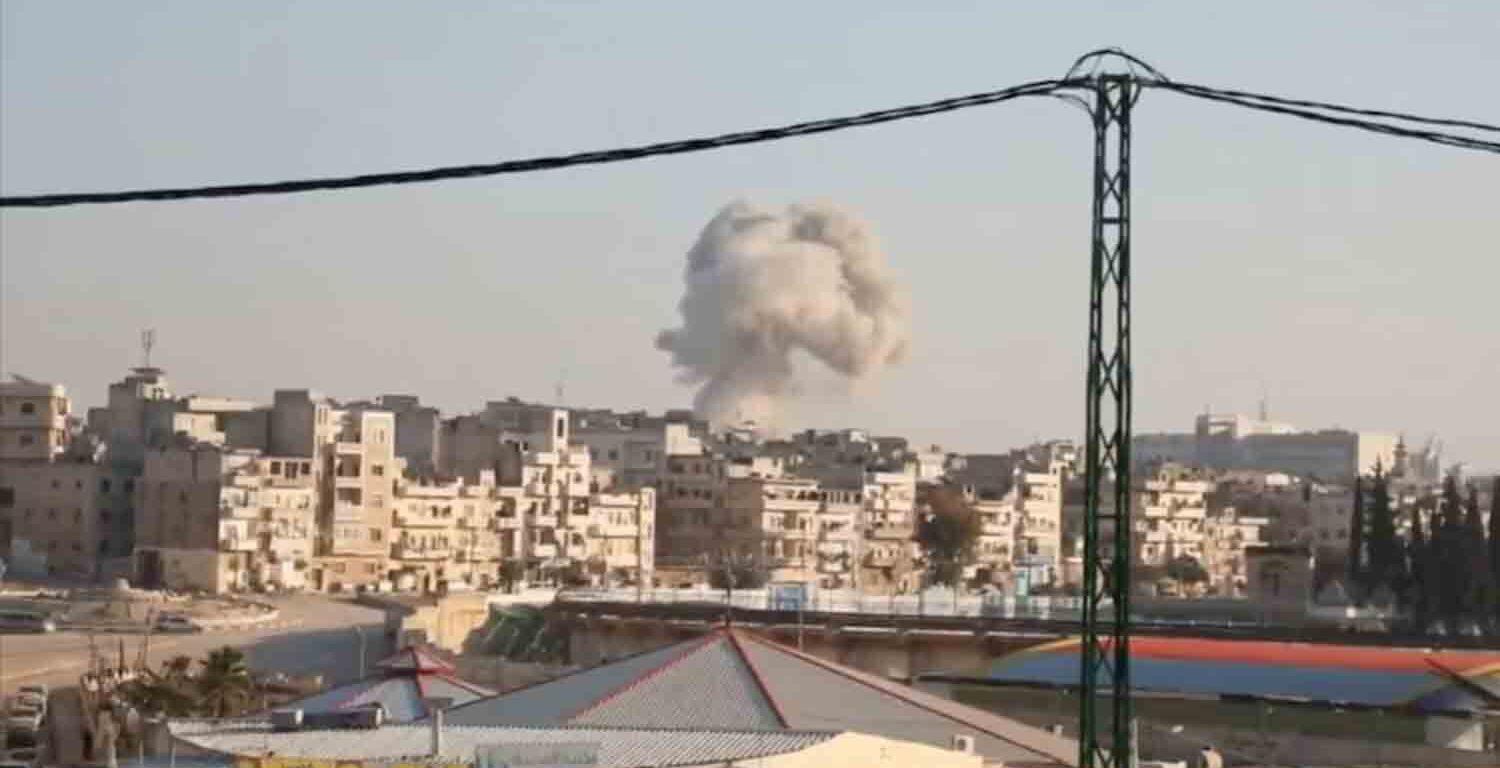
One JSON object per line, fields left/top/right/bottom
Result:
{"left": 1077, "top": 68, "right": 1138, "bottom": 768}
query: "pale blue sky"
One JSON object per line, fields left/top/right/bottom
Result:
{"left": 2, "top": 2, "right": 1497, "bottom": 469}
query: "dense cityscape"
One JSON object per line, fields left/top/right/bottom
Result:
{"left": 6, "top": 364, "right": 1492, "bottom": 618}
{"left": 4, "top": 5, "right": 1498, "bottom": 767}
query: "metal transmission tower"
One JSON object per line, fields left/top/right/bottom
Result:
{"left": 1061, "top": 49, "right": 1161, "bottom": 768}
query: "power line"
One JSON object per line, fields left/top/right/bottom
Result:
{"left": 1154, "top": 80, "right": 1500, "bottom": 133}
{"left": 0, "top": 79, "right": 1068, "bottom": 208}
{"left": 1149, "top": 81, "right": 1500, "bottom": 154}
{"left": 3, "top": 72, "right": 1495, "bottom": 209}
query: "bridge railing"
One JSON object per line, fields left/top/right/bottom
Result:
{"left": 555, "top": 586, "right": 1092, "bottom": 620}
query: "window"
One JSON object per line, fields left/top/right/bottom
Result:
{"left": 124, "top": 479, "right": 135, "bottom": 493}
{"left": 270, "top": 461, "right": 283, "bottom": 475}
{"left": 20, "top": 402, "right": 35, "bottom": 415}
{"left": 608, "top": 449, "right": 619, "bottom": 461}
{"left": 370, "top": 528, "right": 383, "bottom": 542}
{"left": 371, "top": 464, "right": 384, "bottom": 477}
{"left": 555, "top": 417, "right": 565, "bottom": 439}
{"left": 0, "top": 487, "right": 13, "bottom": 508}
{"left": 100, "top": 479, "right": 112, "bottom": 493}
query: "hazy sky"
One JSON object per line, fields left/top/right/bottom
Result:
{"left": 3, "top": 2, "right": 1497, "bottom": 469}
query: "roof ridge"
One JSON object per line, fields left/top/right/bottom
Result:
{"left": 442, "top": 633, "right": 694, "bottom": 716}
{"left": 725, "top": 628, "right": 788, "bottom": 727}
{"left": 564, "top": 630, "right": 725, "bottom": 722}
{"left": 735, "top": 630, "right": 1074, "bottom": 765}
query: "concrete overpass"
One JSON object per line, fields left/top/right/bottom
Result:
{"left": 548, "top": 596, "right": 1496, "bottom": 681}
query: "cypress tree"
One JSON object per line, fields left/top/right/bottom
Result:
{"left": 1464, "top": 484, "right": 1492, "bottom": 629}
{"left": 1408, "top": 503, "right": 1429, "bottom": 631}
{"left": 1347, "top": 476, "right": 1366, "bottom": 598}
{"left": 1367, "top": 468, "right": 1402, "bottom": 598}
{"left": 1437, "top": 476, "right": 1467, "bottom": 631}
{"left": 1490, "top": 477, "right": 1500, "bottom": 628}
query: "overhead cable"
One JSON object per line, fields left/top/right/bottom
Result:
{"left": 0, "top": 79, "right": 1067, "bottom": 208}
{"left": 1149, "top": 81, "right": 1500, "bottom": 154}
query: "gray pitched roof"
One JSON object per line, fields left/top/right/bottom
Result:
{"left": 276, "top": 645, "right": 493, "bottom": 722}
{"left": 442, "top": 628, "right": 1075, "bottom": 765}
{"left": 168, "top": 719, "right": 833, "bottom": 768}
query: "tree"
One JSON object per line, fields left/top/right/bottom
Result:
{"left": 1347, "top": 476, "right": 1365, "bottom": 594}
{"left": 915, "top": 485, "right": 982, "bottom": 588}
{"left": 1166, "top": 555, "right": 1209, "bottom": 585}
{"left": 497, "top": 558, "right": 525, "bottom": 594}
{"left": 1490, "top": 477, "right": 1500, "bottom": 628}
{"left": 707, "top": 560, "right": 767, "bottom": 591}
{"left": 1366, "top": 468, "right": 1404, "bottom": 596}
{"left": 1463, "top": 484, "right": 1492, "bottom": 627}
{"left": 1407, "top": 502, "right": 1431, "bottom": 630}
{"left": 1435, "top": 476, "right": 1468, "bottom": 630}
{"left": 121, "top": 657, "right": 197, "bottom": 718}
{"left": 197, "top": 646, "right": 253, "bottom": 718}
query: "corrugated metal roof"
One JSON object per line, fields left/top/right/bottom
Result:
{"left": 276, "top": 645, "right": 493, "bottom": 723}
{"left": 168, "top": 719, "right": 834, "bottom": 767}
{"left": 443, "top": 639, "right": 701, "bottom": 726}
{"left": 573, "top": 632, "right": 781, "bottom": 729}
{"left": 441, "top": 627, "right": 1074, "bottom": 765}
{"left": 735, "top": 632, "right": 1073, "bottom": 765}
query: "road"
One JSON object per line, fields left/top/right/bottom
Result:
{"left": 0, "top": 594, "right": 392, "bottom": 696}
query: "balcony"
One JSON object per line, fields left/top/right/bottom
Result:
{"left": 863, "top": 550, "right": 900, "bottom": 567}
{"left": 393, "top": 511, "right": 450, "bottom": 529}
{"left": 529, "top": 543, "right": 559, "bottom": 559}
{"left": 334, "top": 441, "right": 362, "bottom": 454}
{"left": 864, "top": 524, "right": 914, "bottom": 541}
{"left": 333, "top": 503, "right": 365, "bottom": 522}
{"left": 391, "top": 543, "right": 451, "bottom": 561}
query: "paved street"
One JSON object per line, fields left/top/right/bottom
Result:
{"left": 0, "top": 594, "right": 392, "bottom": 696}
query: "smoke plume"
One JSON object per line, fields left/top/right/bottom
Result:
{"left": 656, "top": 201, "right": 910, "bottom": 428}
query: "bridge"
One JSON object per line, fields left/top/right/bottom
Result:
{"left": 546, "top": 589, "right": 1495, "bottom": 680}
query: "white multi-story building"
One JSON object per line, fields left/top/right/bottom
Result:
{"left": 1135, "top": 466, "right": 1212, "bottom": 567}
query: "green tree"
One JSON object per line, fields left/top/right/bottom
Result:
{"left": 497, "top": 558, "right": 525, "bottom": 594}
{"left": 707, "top": 560, "right": 767, "bottom": 591}
{"left": 1407, "top": 502, "right": 1431, "bottom": 631}
{"left": 1463, "top": 484, "right": 1492, "bottom": 628}
{"left": 1490, "top": 477, "right": 1500, "bottom": 629}
{"left": 121, "top": 658, "right": 197, "bottom": 718}
{"left": 1166, "top": 555, "right": 1209, "bottom": 585}
{"left": 915, "top": 485, "right": 982, "bottom": 588}
{"left": 1435, "top": 476, "right": 1468, "bottom": 630}
{"left": 1347, "top": 476, "right": 1366, "bottom": 594}
{"left": 1366, "top": 468, "right": 1404, "bottom": 596}
{"left": 197, "top": 646, "right": 253, "bottom": 718}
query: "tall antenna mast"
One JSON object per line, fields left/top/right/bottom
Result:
{"left": 140, "top": 328, "right": 157, "bottom": 369}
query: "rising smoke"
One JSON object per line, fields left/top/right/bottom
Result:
{"left": 656, "top": 201, "right": 911, "bottom": 429}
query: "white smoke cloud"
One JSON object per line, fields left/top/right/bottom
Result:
{"left": 656, "top": 201, "right": 910, "bottom": 428}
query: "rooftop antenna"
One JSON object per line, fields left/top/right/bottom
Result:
{"left": 139, "top": 328, "right": 157, "bottom": 369}
{"left": 1257, "top": 381, "right": 1269, "bottom": 423}
{"left": 554, "top": 366, "right": 567, "bottom": 407}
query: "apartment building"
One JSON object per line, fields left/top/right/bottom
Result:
{"left": 1135, "top": 465, "right": 1212, "bottom": 567}
{"left": 0, "top": 377, "right": 136, "bottom": 579}
{"left": 389, "top": 475, "right": 496, "bottom": 592}
{"left": 0, "top": 376, "right": 71, "bottom": 461}
{"left": 1201, "top": 507, "right": 1268, "bottom": 596}
{"left": 315, "top": 407, "right": 399, "bottom": 591}
{"left": 0, "top": 458, "right": 135, "bottom": 579}
{"left": 723, "top": 475, "right": 822, "bottom": 583}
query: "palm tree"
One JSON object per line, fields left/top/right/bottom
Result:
{"left": 197, "top": 646, "right": 253, "bottom": 718}
{"left": 121, "top": 656, "right": 198, "bottom": 718}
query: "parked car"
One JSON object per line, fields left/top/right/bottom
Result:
{"left": 14, "top": 685, "right": 45, "bottom": 701}
{"left": 0, "top": 610, "right": 54, "bottom": 634}
{"left": 9, "top": 694, "right": 43, "bottom": 716}
{"left": 153, "top": 613, "right": 202, "bottom": 633}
